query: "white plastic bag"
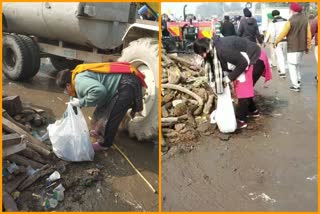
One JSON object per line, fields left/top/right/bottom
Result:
{"left": 47, "top": 104, "right": 94, "bottom": 162}
{"left": 210, "top": 85, "right": 237, "bottom": 133}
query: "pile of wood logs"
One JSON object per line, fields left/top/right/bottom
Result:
{"left": 161, "top": 51, "right": 217, "bottom": 149}
{"left": 2, "top": 95, "right": 58, "bottom": 211}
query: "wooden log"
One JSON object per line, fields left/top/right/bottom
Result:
{"left": 161, "top": 115, "right": 188, "bottom": 123}
{"left": 3, "top": 96, "right": 23, "bottom": 116}
{"left": 162, "top": 53, "right": 174, "bottom": 66}
{"left": 161, "top": 106, "right": 169, "bottom": 118}
{"left": 203, "top": 94, "right": 215, "bottom": 115}
{"left": 162, "top": 128, "right": 175, "bottom": 133}
{"left": 2, "top": 117, "right": 51, "bottom": 156}
{"left": 162, "top": 122, "right": 177, "bottom": 127}
{"left": 3, "top": 190, "right": 18, "bottom": 211}
{"left": 167, "top": 54, "right": 198, "bottom": 70}
{"left": 162, "top": 84, "right": 204, "bottom": 108}
{"left": 18, "top": 164, "right": 53, "bottom": 191}
{"left": 5, "top": 174, "right": 28, "bottom": 194}
{"left": 6, "top": 154, "right": 44, "bottom": 169}
{"left": 3, "top": 138, "right": 27, "bottom": 158}
{"left": 20, "top": 147, "right": 50, "bottom": 164}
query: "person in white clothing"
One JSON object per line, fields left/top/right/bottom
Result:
{"left": 270, "top": 10, "right": 288, "bottom": 78}
{"left": 263, "top": 13, "right": 277, "bottom": 67}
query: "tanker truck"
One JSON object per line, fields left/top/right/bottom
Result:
{"left": 2, "top": 2, "right": 159, "bottom": 141}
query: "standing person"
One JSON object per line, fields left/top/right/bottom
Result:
{"left": 56, "top": 62, "right": 146, "bottom": 151}
{"left": 162, "top": 13, "right": 170, "bottom": 37}
{"left": 193, "top": 36, "right": 272, "bottom": 129}
{"left": 263, "top": 13, "right": 278, "bottom": 68}
{"left": 238, "top": 8, "right": 263, "bottom": 44}
{"left": 220, "top": 15, "right": 236, "bottom": 37}
{"left": 213, "top": 17, "right": 222, "bottom": 37}
{"left": 269, "top": 10, "right": 288, "bottom": 78}
{"left": 311, "top": 15, "right": 318, "bottom": 62}
{"left": 274, "top": 3, "right": 311, "bottom": 92}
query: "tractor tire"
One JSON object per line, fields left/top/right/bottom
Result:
{"left": 18, "top": 35, "right": 41, "bottom": 79}
{"left": 118, "top": 38, "right": 158, "bottom": 141}
{"left": 2, "top": 34, "right": 32, "bottom": 81}
{"left": 50, "top": 56, "right": 83, "bottom": 71}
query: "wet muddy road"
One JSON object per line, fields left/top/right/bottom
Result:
{"left": 162, "top": 51, "right": 317, "bottom": 211}
{"left": 3, "top": 59, "right": 159, "bottom": 211}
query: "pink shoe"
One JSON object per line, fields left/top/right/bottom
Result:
{"left": 90, "top": 130, "right": 98, "bottom": 137}
{"left": 92, "top": 142, "right": 109, "bottom": 151}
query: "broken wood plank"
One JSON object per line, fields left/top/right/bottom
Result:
{"left": 3, "top": 134, "right": 21, "bottom": 147}
{"left": 3, "top": 139, "right": 27, "bottom": 158}
{"left": 3, "top": 190, "right": 18, "bottom": 211}
{"left": 20, "top": 147, "right": 50, "bottom": 164}
{"left": 18, "top": 164, "right": 53, "bottom": 191}
{"left": 3, "top": 96, "right": 23, "bottom": 116}
{"left": 5, "top": 174, "right": 28, "bottom": 194}
{"left": 3, "top": 110, "right": 30, "bottom": 132}
{"left": 27, "top": 105, "right": 45, "bottom": 114}
{"left": 2, "top": 117, "right": 51, "bottom": 156}
{"left": 6, "top": 154, "right": 44, "bottom": 169}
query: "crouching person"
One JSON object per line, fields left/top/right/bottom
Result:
{"left": 56, "top": 62, "right": 146, "bottom": 151}
{"left": 194, "top": 36, "right": 272, "bottom": 129}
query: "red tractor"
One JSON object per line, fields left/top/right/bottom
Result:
{"left": 162, "top": 5, "right": 217, "bottom": 53}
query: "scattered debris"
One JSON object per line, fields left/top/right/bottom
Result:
{"left": 306, "top": 175, "right": 317, "bottom": 181}
{"left": 250, "top": 192, "right": 276, "bottom": 204}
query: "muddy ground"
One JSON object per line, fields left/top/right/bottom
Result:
{"left": 3, "top": 59, "right": 159, "bottom": 211}
{"left": 162, "top": 50, "right": 318, "bottom": 211}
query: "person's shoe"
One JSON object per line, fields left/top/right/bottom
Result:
{"left": 279, "top": 73, "right": 286, "bottom": 78}
{"left": 237, "top": 120, "right": 248, "bottom": 129}
{"left": 248, "top": 110, "right": 260, "bottom": 118}
{"left": 90, "top": 130, "right": 98, "bottom": 137}
{"left": 289, "top": 86, "right": 300, "bottom": 92}
{"left": 92, "top": 142, "right": 109, "bottom": 152}
{"left": 297, "top": 81, "right": 301, "bottom": 86}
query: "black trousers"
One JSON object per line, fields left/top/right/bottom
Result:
{"left": 92, "top": 76, "right": 135, "bottom": 148}
{"left": 237, "top": 59, "right": 265, "bottom": 122}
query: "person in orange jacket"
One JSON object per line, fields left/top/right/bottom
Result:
{"left": 56, "top": 62, "right": 146, "bottom": 151}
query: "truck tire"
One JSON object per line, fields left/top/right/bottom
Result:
{"left": 18, "top": 35, "right": 41, "bottom": 79}
{"left": 3, "top": 34, "right": 32, "bottom": 81}
{"left": 50, "top": 56, "right": 83, "bottom": 71}
{"left": 118, "top": 38, "right": 158, "bottom": 141}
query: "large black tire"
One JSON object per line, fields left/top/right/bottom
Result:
{"left": 50, "top": 56, "right": 83, "bottom": 71}
{"left": 18, "top": 35, "right": 41, "bottom": 79}
{"left": 2, "top": 34, "right": 32, "bottom": 81}
{"left": 118, "top": 38, "right": 158, "bottom": 141}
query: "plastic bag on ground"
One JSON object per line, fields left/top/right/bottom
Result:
{"left": 47, "top": 104, "right": 94, "bottom": 162}
{"left": 211, "top": 85, "right": 237, "bottom": 133}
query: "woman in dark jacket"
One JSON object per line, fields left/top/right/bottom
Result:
{"left": 194, "top": 36, "right": 271, "bottom": 129}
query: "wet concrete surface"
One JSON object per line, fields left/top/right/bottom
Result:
{"left": 162, "top": 50, "right": 318, "bottom": 211}
{"left": 3, "top": 59, "right": 159, "bottom": 211}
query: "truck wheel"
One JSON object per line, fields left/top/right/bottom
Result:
{"left": 50, "top": 56, "right": 83, "bottom": 71}
{"left": 118, "top": 38, "right": 158, "bottom": 141}
{"left": 3, "top": 34, "right": 32, "bottom": 81}
{"left": 18, "top": 35, "right": 41, "bottom": 79}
